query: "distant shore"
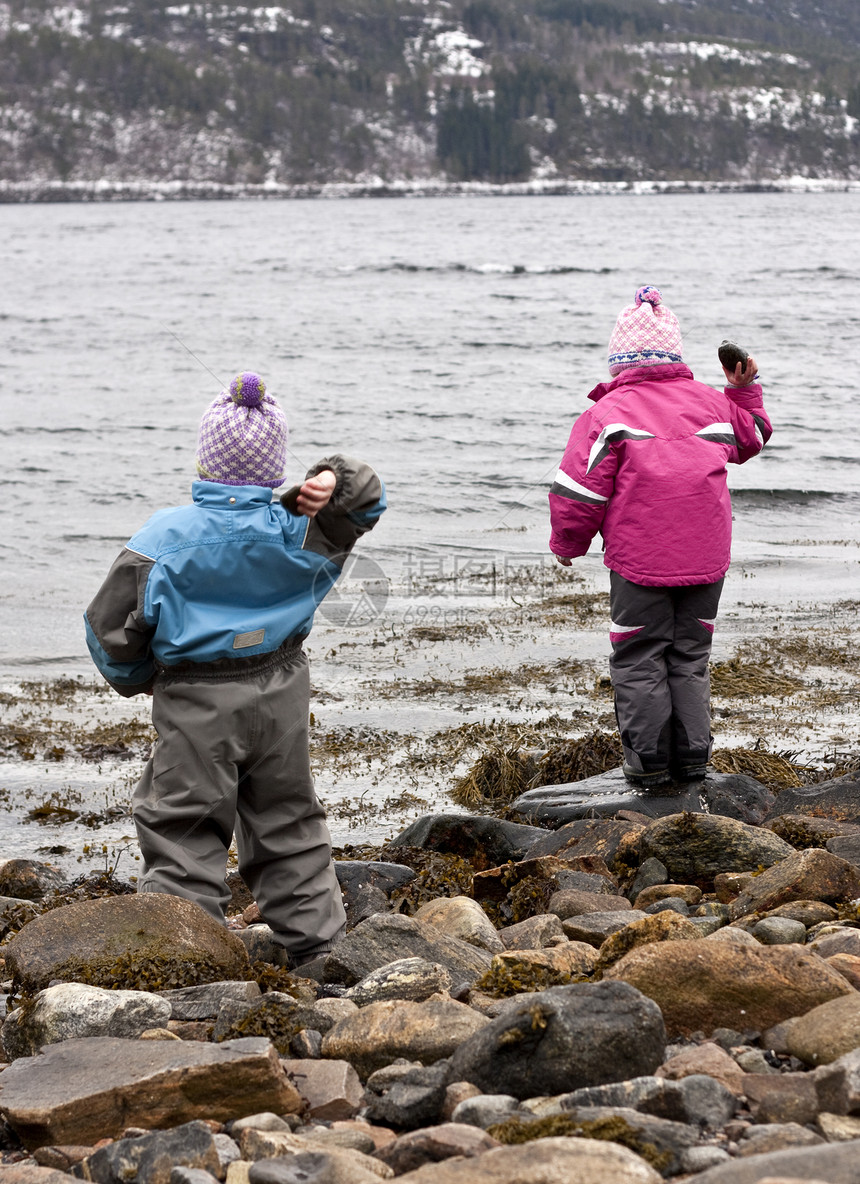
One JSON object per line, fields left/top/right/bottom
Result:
{"left": 2, "top": 176, "right": 860, "bottom": 203}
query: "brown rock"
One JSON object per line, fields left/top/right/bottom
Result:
{"left": 828, "top": 954, "right": 860, "bottom": 990}
{"left": 634, "top": 884, "right": 703, "bottom": 910}
{"left": 764, "top": 901, "right": 839, "bottom": 927}
{"left": 280, "top": 1058, "right": 364, "bottom": 1120}
{"left": 472, "top": 857, "right": 573, "bottom": 903}
{"left": 604, "top": 940, "right": 853, "bottom": 1036}
{"left": 2, "top": 894, "right": 249, "bottom": 992}
{"left": 238, "top": 1130, "right": 393, "bottom": 1180}
{"left": 523, "top": 818, "right": 644, "bottom": 873}
{"left": 715, "top": 872, "right": 758, "bottom": 904}
{"left": 562, "top": 911, "right": 647, "bottom": 947}
{"left": 595, "top": 911, "right": 702, "bottom": 975}
{"left": 777, "top": 995, "right": 860, "bottom": 1067}
{"left": 548, "top": 890, "right": 632, "bottom": 920}
{"left": 484, "top": 944, "right": 598, "bottom": 982}
{"left": 816, "top": 1112, "right": 860, "bottom": 1141}
{"left": 413, "top": 897, "right": 504, "bottom": 954}
{"left": 0, "top": 1036, "right": 300, "bottom": 1148}
{"left": 32, "top": 1145, "right": 94, "bottom": 1170}
{"left": 811, "top": 929, "right": 860, "bottom": 959}
{"left": 639, "top": 814, "right": 793, "bottom": 889}
{"left": 393, "top": 1136, "right": 662, "bottom": 1183}
{"left": 375, "top": 1122, "right": 500, "bottom": 1174}
{"left": 657, "top": 1041, "right": 745, "bottom": 1094}
{"left": 320, "top": 998, "right": 488, "bottom": 1078}
{"left": 813, "top": 1046, "right": 860, "bottom": 1115}
{"left": 768, "top": 813, "right": 860, "bottom": 848}
{"left": 0, "top": 1168, "right": 81, "bottom": 1184}
{"left": 736, "top": 1123, "right": 824, "bottom": 1156}
{"left": 742, "top": 1074, "right": 819, "bottom": 1125}
{"left": 441, "top": 1082, "right": 482, "bottom": 1121}
{"left": 729, "top": 849, "right": 860, "bottom": 921}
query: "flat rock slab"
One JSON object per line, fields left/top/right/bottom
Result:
{"left": 509, "top": 768, "right": 774, "bottom": 827}
{"left": 3, "top": 893, "right": 249, "bottom": 992}
{"left": 765, "top": 776, "right": 860, "bottom": 825}
{"left": 322, "top": 913, "right": 492, "bottom": 987}
{"left": 0, "top": 1036, "right": 301, "bottom": 1148}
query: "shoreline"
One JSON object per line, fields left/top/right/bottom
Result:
{"left": 2, "top": 176, "right": 860, "bottom": 204}
{"left": 3, "top": 561, "right": 860, "bottom": 879}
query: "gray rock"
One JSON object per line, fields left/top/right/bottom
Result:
{"left": 345, "top": 958, "right": 453, "bottom": 1006}
{"left": 498, "top": 914, "right": 565, "bottom": 950}
{"left": 448, "top": 981, "right": 666, "bottom": 1100}
{"left": 365, "top": 1060, "right": 424, "bottom": 1093}
{"left": 449, "top": 1093, "right": 525, "bottom": 1129}
{"left": 160, "top": 981, "right": 262, "bottom": 1021}
{"left": 685, "top": 1138, "right": 860, "bottom": 1183}
{"left": 679, "top": 1146, "right": 730, "bottom": 1172}
{"left": 688, "top": 917, "right": 725, "bottom": 936}
{"left": 548, "top": 889, "right": 629, "bottom": 921}
{"left": 643, "top": 898, "right": 690, "bottom": 916}
{"left": 629, "top": 857, "right": 669, "bottom": 900}
{"left": 247, "top": 1150, "right": 387, "bottom": 1184}
{"left": 828, "top": 834, "right": 860, "bottom": 869}
{"left": 233, "top": 924, "right": 289, "bottom": 967}
{"left": 334, "top": 860, "right": 416, "bottom": 896}
{"left": 345, "top": 884, "right": 390, "bottom": 929}
{"left": 766, "top": 774, "right": 860, "bottom": 825}
{"left": 522, "top": 818, "right": 644, "bottom": 872}
{"left": 811, "top": 928, "right": 860, "bottom": 958}
{"left": 212, "top": 1132, "right": 242, "bottom": 1175}
{"left": 364, "top": 1060, "right": 451, "bottom": 1128}
{"left": 554, "top": 869, "right": 620, "bottom": 894}
{"left": 561, "top": 911, "right": 647, "bottom": 946}
{"left": 3, "top": 894, "right": 249, "bottom": 993}
{"left": 386, "top": 814, "right": 545, "bottom": 866}
{"left": 509, "top": 767, "right": 774, "bottom": 827}
{"left": 290, "top": 1029, "right": 323, "bottom": 1058}
{"left": 213, "top": 991, "right": 338, "bottom": 1050}
{"left": 0, "top": 1036, "right": 301, "bottom": 1148}
{"left": 752, "top": 916, "right": 808, "bottom": 945}
{"left": 229, "top": 1112, "right": 297, "bottom": 1134}
{"left": 322, "top": 913, "right": 492, "bottom": 987}
{"left": 169, "top": 1170, "right": 219, "bottom": 1184}
{"left": 74, "top": 1120, "right": 220, "bottom": 1184}
{"left": 559, "top": 1073, "right": 737, "bottom": 1130}
{"left": 2, "top": 982, "right": 172, "bottom": 1060}
{"left": 736, "top": 1121, "right": 824, "bottom": 1156}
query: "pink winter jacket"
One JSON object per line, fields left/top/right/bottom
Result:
{"left": 548, "top": 363, "right": 772, "bottom": 586}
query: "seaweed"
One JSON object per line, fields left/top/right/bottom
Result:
{"left": 451, "top": 745, "right": 532, "bottom": 808}
{"left": 710, "top": 745, "right": 807, "bottom": 789}
{"left": 486, "top": 1113, "right": 673, "bottom": 1171}
{"left": 475, "top": 961, "right": 574, "bottom": 998}
{"left": 530, "top": 730, "right": 623, "bottom": 787}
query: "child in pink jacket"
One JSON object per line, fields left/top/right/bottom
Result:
{"left": 549, "top": 286, "right": 771, "bottom": 788}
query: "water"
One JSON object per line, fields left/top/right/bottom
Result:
{"left": 2, "top": 192, "right": 860, "bottom": 868}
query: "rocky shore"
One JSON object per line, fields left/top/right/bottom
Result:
{"left": 2, "top": 765, "right": 860, "bottom": 1184}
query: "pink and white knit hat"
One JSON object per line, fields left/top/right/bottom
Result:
{"left": 607, "top": 286, "right": 683, "bottom": 376}
{"left": 195, "top": 372, "right": 288, "bottom": 488}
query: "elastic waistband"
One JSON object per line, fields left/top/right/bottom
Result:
{"left": 155, "top": 636, "right": 306, "bottom": 684}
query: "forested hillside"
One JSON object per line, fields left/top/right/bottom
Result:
{"left": 1, "top": 0, "right": 859, "bottom": 194}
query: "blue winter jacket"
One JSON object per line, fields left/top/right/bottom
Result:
{"left": 85, "top": 454, "right": 386, "bottom": 696}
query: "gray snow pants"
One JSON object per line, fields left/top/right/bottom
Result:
{"left": 608, "top": 571, "right": 724, "bottom": 776}
{"left": 133, "top": 644, "right": 346, "bottom": 958}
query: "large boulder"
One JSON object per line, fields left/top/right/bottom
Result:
{"left": 448, "top": 981, "right": 666, "bottom": 1099}
{"left": 2, "top": 894, "right": 249, "bottom": 992}
{"left": 729, "top": 848, "right": 860, "bottom": 919}
{"left": 508, "top": 768, "right": 774, "bottom": 827}
{"left": 765, "top": 774, "right": 860, "bottom": 824}
{"left": 638, "top": 814, "right": 794, "bottom": 888}
{"left": 605, "top": 940, "right": 854, "bottom": 1036}
{"left": 0, "top": 1036, "right": 301, "bottom": 1148}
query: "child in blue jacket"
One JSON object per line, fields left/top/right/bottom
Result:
{"left": 85, "top": 372, "right": 386, "bottom": 968}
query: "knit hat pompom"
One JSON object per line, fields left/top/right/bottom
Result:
{"left": 230, "top": 372, "right": 266, "bottom": 407}
{"left": 607, "top": 284, "right": 683, "bottom": 376}
{"left": 635, "top": 285, "right": 662, "bottom": 308}
{"left": 195, "top": 372, "right": 289, "bottom": 488}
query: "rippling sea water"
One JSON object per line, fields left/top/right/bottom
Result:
{"left": 2, "top": 193, "right": 860, "bottom": 866}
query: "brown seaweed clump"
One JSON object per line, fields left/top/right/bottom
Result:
{"left": 450, "top": 745, "right": 532, "bottom": 808}
{"left": 710, "top": 657, "right": 801, "bottom": 699}
{"left": 474, "top": 961, "right": 575, "bottom": 998}
{"left": 531, "top": 730, "right": 623, "bottom": 788}
{"left": 710, "top": 746, "right": 805, "bottom": 790}
{"left": 486, "top": 1114, "right": 672, "bottom": 1172}
{"left": 379, "top": 848, "right": 478, "bottom": 914}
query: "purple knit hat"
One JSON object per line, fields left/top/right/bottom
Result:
{"left": 607, "top": 286, "right": 684, "bottom": 376}
{"left": 195, "top": 372, "right": 288, "bottom": 488}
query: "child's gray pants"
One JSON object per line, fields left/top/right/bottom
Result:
{"left": 133, "top": 646, "right": 346, "bottom": 958}
{"left": 608, "top": 571, "right": 724, "bottom": 776}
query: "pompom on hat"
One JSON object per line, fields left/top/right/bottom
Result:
{"left": 195, "top": 372, "right": 288, "bottom": 488}
{"left": 607, "top": 285, "right": 684, "bottom": 376}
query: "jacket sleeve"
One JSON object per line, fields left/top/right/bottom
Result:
{"left": 725, "top": 381, "right": 772, "bottom": 464}
{"left": 549, "top": 409, "right": 618, "bottom": 558}
{"left": 83, "top": 548, "right": 157, "bottom": 697}
{"left": 292, "top": 454, "right": 386, "bottom": 567}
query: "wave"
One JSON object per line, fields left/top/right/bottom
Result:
{"left": 341, "top": 262, "right": 614, "bottom": 277}
{"left": 731, "top": 488, "right": 849, "bottom": 506}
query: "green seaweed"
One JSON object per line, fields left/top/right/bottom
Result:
{"left": 486, "top": 1113, "right": 673, "bottom": 1171}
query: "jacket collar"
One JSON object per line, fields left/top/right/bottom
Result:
{"left": 588, "top": 363, "right": 694, "bottom": 402}
{"left": 191, "top": 480, "right": 275, "bottom": 508}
